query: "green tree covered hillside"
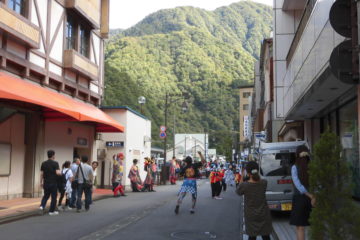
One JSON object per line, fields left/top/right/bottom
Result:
{"left": 104, "top": 1, "right": 272, "bottom": 155}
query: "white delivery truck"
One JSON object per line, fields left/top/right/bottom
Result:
{"left": 259, "top": 141, "right": 307, "bottom": 211}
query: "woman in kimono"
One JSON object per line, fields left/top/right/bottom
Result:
{"left": 169, "top": 157, "right": 177, "bottom": 185}
{"left": 128, "top": 159, "right": 143, "bottom": 192}
{"left": 141, "top": 157, "right": 153, "bottom": 192}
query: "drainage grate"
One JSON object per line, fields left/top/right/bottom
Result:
{"left": 171, "top": 231, "right": 217, "bottom": 239}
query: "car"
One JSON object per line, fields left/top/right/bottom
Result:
{"left": 259, "top": 141, "right": 307, "bottom": 212}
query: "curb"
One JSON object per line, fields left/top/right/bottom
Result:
{"left": 0, "top": 194, "right": 114, "bottom": 225}
{"left": 271, "top": 229, "right": 280, "bottom": 240}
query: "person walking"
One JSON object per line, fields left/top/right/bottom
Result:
{"left": 112, "top": 154, "right": 126, "bottom": 197}
{"left": 236, "top": 161, "right": 272, "bottom": 240}
{"left": 40, "top": 150, "right": 61, "bottom": 216}
{"left": 76, "top": 156, "right": 93, "bottom": 212}
{"left": 128, "top": 159, "right": 142, "bottom": 192}
{"left": 57, "top": 161, "right": 73, "bottom": 210}
{"left": 69, "top": 156, "right": 80, "bottom": 208}
{"left": 174, "top": 152, "right": 206, "bottom": 215}
{"left": 150, "top": 157, "right": 157, "bottom": 191}
{"left": 220, "top": 164, "right": 227, "bottom": 192}
{"left": 59, "top": 161, "right": 73, "bottom": 210}
{"left": 141, "top": 157, "right": 153, "bottom": 192}
{"left": 169, "top": 157, "right": 177, "bottom": 185}
{"left": 290, "top": 145, "right": 315, "bottom": 240}
{"left": 224, "top": 165, "right": 235, "bottom": 187}
{"left": 209, "top": 168, "right": 222, "bottom": 199}
{"left": 234, "top": 169, "right": 242, "bottom": 187}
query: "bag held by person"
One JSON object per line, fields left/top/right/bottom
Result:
{"left": 79, "top": 164, "right": 92, "bottom": 189}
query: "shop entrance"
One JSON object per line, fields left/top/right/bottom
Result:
{"left": 73, "top": 147, "right": 91, "bottom": 161}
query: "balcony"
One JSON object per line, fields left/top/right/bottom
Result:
{"left": 0, "top": 3, "right": 40, "bottom": 48}
{"left": 63, "top": 49, "right": 98, "bottom": 80}
{"left": 65, "top": 0, "right": 100, "bottom": 29}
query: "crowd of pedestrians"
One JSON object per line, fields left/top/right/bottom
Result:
{"left": 40, "top": 150, "right": 96, "bottom": 215}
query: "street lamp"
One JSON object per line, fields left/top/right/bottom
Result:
{"left": 138, "top": 96, "right": 146, "bottom": 114}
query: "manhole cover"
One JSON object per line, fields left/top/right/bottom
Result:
{"left": 171, "top": 231, "right": 217, "bottom": 239}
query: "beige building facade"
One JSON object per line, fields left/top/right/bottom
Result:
{"left": 239, "top": 86, "right": 253, "bottom": 144}
{"left": 0, "top": 0, "right": 123, "bottom": 200}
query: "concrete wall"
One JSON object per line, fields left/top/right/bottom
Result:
{"left": 273, "top": 0, "right": 303, "bottom": 119}
{"left": 44, "top": 121, "right": 95, "bottom": 167}
{"left": 0, "top": 114, "right": 25, "bottom": 200}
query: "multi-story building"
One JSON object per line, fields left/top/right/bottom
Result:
{"left": 239, "top": 86, "right": 253, "bottom": 153}
{"left": 0, "top": 0, "right": 124, "bottom": 200}
{"left": 274, "top": 0, "right": 359, "bottom": 197}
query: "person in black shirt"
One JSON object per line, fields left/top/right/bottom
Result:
{"left": 174, "top": 152, "right": 206, "bottom": 215}
{"left": 40, "top": 150, "right": 61, "bottom": 215}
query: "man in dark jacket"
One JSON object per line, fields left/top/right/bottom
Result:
{"left": 40, "top": 150, "right": 61, "bottom": 215}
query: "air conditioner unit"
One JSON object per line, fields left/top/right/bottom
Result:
{"left": 97, "top": 149, "right": 106, "bottom": 159}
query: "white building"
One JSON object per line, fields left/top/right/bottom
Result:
{"left": 172, "top": 134, "right": 208, "bottom": 160}
{"left": 97, "top": 107, "right": 151, "bottom": 187}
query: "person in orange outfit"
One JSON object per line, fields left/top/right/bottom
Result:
{"left": 235, "top": 169, "right": 242, "bottom": 187}
{"left": 209, "top": 168, "right": 222, "bottom": 199}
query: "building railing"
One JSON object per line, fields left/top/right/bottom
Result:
{"left": 286, "top": 0, "right": 318, "bottom": 66}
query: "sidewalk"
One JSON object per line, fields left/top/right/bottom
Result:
{"left": 0, "top": 188, "right": 114, "bottom": 225}
{"left": 272, "top": 221, "right": 296, "bottom": 240}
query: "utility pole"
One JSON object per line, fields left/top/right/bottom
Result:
{"left": 161, "top": 93, "right": 168, "bottom": 185}
{"left": 173, "top": 111, "right": 176, "bottom": 158}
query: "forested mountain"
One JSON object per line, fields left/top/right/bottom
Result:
{"left": 104, "top": 1, "right": 272, "bottom": 157}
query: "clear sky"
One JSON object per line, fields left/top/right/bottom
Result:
{"left": 110, "top": 0, "right": 273, "bottom": 29}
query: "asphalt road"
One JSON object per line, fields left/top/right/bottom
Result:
{"left": 0, "top": 180, "right": 244, "bottom": 240}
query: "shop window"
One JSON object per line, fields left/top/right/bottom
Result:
{"left": 243, "top": 104, "right": 249, "bottom": 110}
{"left": 7, "top": 0, "right": 27, "bottom": 17}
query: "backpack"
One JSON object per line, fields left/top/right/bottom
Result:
{"left": 59, "top": 169, "right": 69, "bottom": 186}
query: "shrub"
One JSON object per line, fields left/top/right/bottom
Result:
{"left": 309, "top": 130, "right": 360, "bottom": 239}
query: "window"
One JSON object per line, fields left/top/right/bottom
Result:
{"left": 243, "top": 92, "right": 251, "bottom": 98}
{"left": 79, "top": 25, "right": 90, "bottom": 57}
{"left": 8, "top": 0, "right": 26, "bottom": 17}
{"left": 66, "top": 16, "right": 76, "bottom": 50}
{"left": 243, "top": 104, "right": 249, "bottom": 110}
{"left": 66, "top": 13, "right": 91, "bottom": 58}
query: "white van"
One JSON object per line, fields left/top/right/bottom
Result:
{"left": 259, "top": 141, "right": 307, "bottom": 211}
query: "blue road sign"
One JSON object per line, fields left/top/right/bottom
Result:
{"left": 160, "top": 132, "right": 167, "bottom": 139}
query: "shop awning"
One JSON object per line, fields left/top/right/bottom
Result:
{"left": 0, "top": 72, "right": 124, "bottom": 132}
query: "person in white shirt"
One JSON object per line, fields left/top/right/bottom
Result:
{"left": 60, "top": 161, "right": 73, "bottom": 210}
{"left": 76, "top": 156, "right": 93, "bottom": 212}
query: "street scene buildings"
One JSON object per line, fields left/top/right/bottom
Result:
{"left": 0, "top": 0, "right": 359, "bottom": 239}
{"left": 0, "top": 0, "right": 125, "bottom": 200}
{"left": 247, "top": 0, "right": 360, "bottom": 200}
